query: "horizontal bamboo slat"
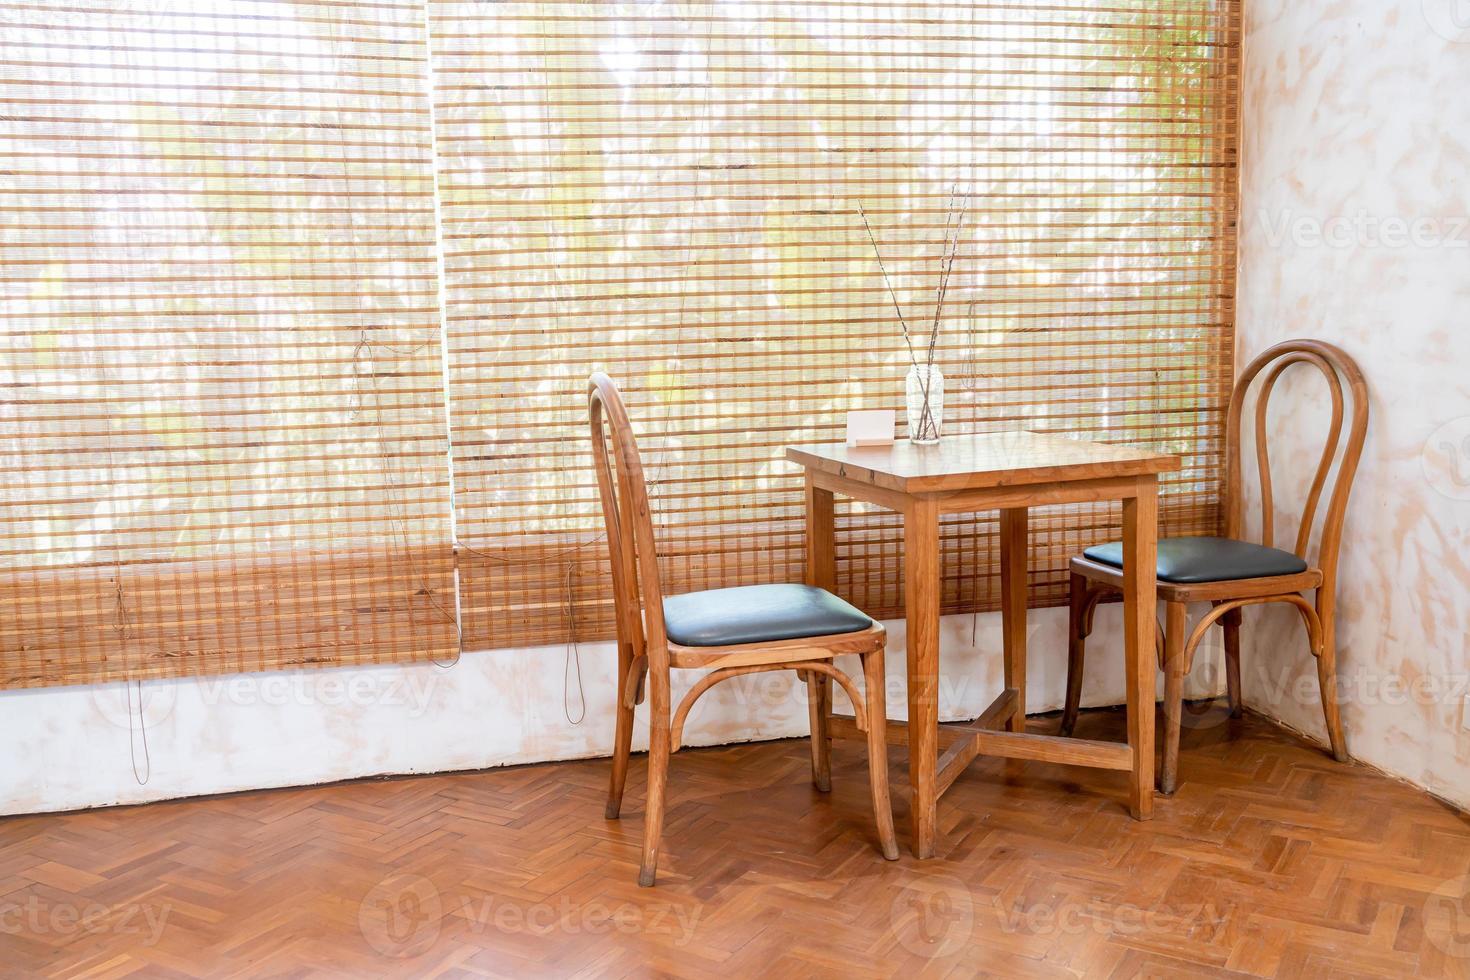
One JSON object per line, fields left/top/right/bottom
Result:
{"left": 4, "top": 0, "right": 1241, "bottom": 682}
{"left": 0, "top": 0, "right": 457, "bottom": 688}
{"left": 429, "top": 0, "right": 1242, "bottom": 649}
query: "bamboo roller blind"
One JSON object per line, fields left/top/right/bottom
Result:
{"left": 3, "top": 0, "right": 1238, "bottom": 686}
{"left": 0, "top": 0, "right": 459, "bottom": 688}
{"left": 432, "top": 0, "right": 1241, "bottom": 649}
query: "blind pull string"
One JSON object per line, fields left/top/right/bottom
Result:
{"left": 436, "top": 3, "right": 687, "bottom": 663}
{"left": 430, "top": 548, "right": 464, "bottom": 669}
{"left": 102, "top": 9, "right": 148, "bottom": 790}
{"left": 126, "top": 678, "right": 152, "bottom": 786}
{"left": 563, "top": 563, "right": 586, "bottom": 726}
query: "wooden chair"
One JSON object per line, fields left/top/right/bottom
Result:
{"left": 1060, "top": 340, "right": 1368, "bottom": 793}
{"left": 589, "top": 373, "right": 898, "bottom": 886}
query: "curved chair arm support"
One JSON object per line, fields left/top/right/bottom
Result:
{"left": 1182, "top": 594, "right": 1322, "bottom": 672}
{"left": 1078, "top": 585, "right": 1166, "bottom": 668}
{"left": 670, "top": 661, "right": 866, "bottom": 752}
{"left": 622, "top": 654, "right": 648, "bottom": 709}
{"left": 1077, "top": 587, "right": 1108, "bottom": 637}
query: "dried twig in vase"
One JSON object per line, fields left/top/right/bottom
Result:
{"left": 858, "top": 188, "right": 969, "bottom": 441}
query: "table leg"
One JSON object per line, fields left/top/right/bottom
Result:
{"left": 1122, "top": 478, "right": 1159, "bottom": 820}
{"left": 805, "top": 670, "right": 832, "bottom": 792}
{"left": 999, "top": 508, "right": 1029, "bottom": 733}
{"left": 904, "top": 497, "right": 941, "bottom": 859}
{"left": 804, "top": 474, "right": 836, "bottom": 791}
{"left": 803, "top": 473, "right": 836, "bottom": 592}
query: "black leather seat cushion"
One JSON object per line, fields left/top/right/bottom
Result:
{"left": 1083, "top": 536, "right": 1309, "bottom": 584}
{"left": 662, "top": 584, "right": 872, "bottom": 647}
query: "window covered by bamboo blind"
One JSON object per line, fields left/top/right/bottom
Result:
{"left": 0, "top": 0, "right": 458, "bottom": 687}
{"left": 2, "top": 0, "right": 1239, "bottom": 687}
{"left": 430, "top": 0, "right": 1240, "bottom": 650}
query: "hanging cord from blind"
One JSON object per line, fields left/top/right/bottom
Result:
{"left": 126, "top": 680, "right": 153, "bottom": 785}
{"left": 97, "top": 11, "right": 148, "bottom": 781}
{"left": 440, "top": 2, "right": 686, "bottom": 708}
{"left": 562, "top": 563, "right": 586, "bottom": 725}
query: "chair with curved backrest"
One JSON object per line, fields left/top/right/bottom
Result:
{"left": 1060, "top": 340, "right": 1368, "bottom": 793}
{"left": 588, "top": 373, "right": 898, "bottom": 886}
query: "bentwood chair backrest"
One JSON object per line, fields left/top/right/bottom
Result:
{"left": 587, "top": 373, "right": 669, "bottom": 667}
{"left": 1223, "top": 339, "right": 1368, "bottom": 590}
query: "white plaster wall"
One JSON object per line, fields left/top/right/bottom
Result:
{"left": 0, "top": 602, "right": 1225, "bottom": 815}
{"left": 1239, "top": 0, "right": 1470, "bottom": 808}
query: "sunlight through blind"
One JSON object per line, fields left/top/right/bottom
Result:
{"left": 0, "top": 0, "right": 458, "bottom": 687}
{"left": 430, "top": 0, "right": 1242, "bottom": 649}
{"left": 3, "top": 0, "right": 1241, "bottom": 684}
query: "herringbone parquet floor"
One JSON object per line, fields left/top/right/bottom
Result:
{"left": 3, "top": 704, "right": 1469, "bottom": 979}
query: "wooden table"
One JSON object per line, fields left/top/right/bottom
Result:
{"left": 786, "top": 431, "right": 1179, "bottom": 858}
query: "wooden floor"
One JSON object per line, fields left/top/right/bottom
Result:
{"left": 3, "top": 703, "right": 1470, "bottom": 979}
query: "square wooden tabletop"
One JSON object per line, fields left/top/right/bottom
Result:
{"left": 785, "top": 430, "right": 1179, "bottom": 494}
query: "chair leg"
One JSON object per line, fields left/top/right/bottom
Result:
{"left": 1160, "top": 601, "right": 1188, "bottom": 795}
{"left": 1316, "top": 615, "right": 1348, "bottom": 763}
{"left": 1060, "top": 571, "right": 1088, "bottom": 737}
{"left": 639, "top": 676, "right": 672, "bottom": 888}
{"left": 806, "top": 671, "right": 833, "bottom": 792}
{"left": 1221, "top": 608, "right": 1243, "bottom": 719}
{"left": 861, "top": 648, "right": 899, "bottom": 861}
{"left": 606, "top": 644, "right": 637, "bottom": 819}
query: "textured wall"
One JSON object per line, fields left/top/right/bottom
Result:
{"left": 1238, "top": 0, "right": 1470, "bottom": 807}
{"left": 8, "top": 602, "right": 1220, "bottom": 815}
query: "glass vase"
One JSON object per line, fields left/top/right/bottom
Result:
{"left": 904, "top": 364, "right": 944, "bottom": 445}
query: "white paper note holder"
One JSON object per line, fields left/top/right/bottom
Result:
{"left": 845, "top": 409, "right": 896, "bottom": 448}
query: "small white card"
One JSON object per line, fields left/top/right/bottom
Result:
{"left": 846, "top": 409, "right": 895, "bottom": 447}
